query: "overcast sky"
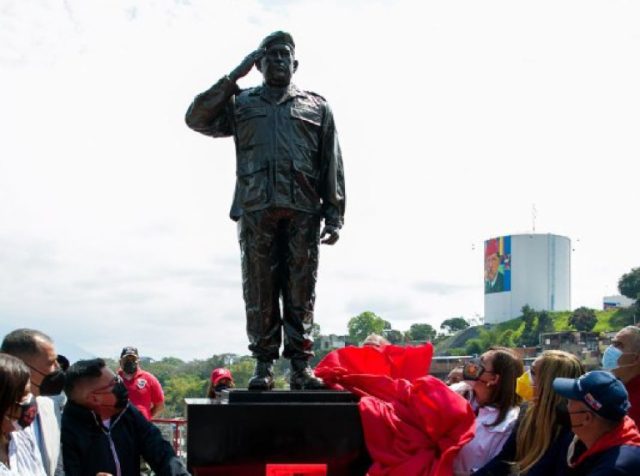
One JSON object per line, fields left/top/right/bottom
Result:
{"left": 1, "top": 0, "right": 639, "bottom": 360}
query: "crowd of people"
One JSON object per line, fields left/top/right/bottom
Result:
{"left": 2, "top": 325, "right": 640, "bottom": 475}
{"left": 444, "top": 325, "right": 640, "bottom": 475}
{"left": 0, "top": 329, "right": 191, "bottom": 476}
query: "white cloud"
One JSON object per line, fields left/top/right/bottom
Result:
{"left": 1, "top": 0, "right": 639, "bottom": 359}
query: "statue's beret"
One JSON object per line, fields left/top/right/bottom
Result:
{"left": 259, "top": 31, "right": 295, "bottom": 51}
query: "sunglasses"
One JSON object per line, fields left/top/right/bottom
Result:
{"left": 91, "top": 375, "right": 122, "bottom": 395}
{"left": 463, "top": 359, "right": 496, "bottom": 381}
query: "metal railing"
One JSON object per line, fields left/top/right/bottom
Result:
{"left": 152, "top": 417, "right": 187, "bottom": 459}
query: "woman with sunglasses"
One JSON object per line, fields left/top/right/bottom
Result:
{"left": 473, "top": 350, "right": 584, "bottom": 476}
{"left": 453, "top": 347, "right": 524, "bottom": 476}
{"left": 0, "top": 353, "right": 47, "bottom": 475}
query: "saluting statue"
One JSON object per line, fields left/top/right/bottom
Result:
{"left": 185, "top": 32, "right": 345, "bottom": 390}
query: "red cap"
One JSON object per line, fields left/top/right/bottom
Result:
{"left": 485, "top": 238, "right": 499, "bottom": 257}
{"left": 210, "top": 368, "right": 234, "bottom": 385}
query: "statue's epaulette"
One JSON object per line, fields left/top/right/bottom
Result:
{"left": 304, "top": 90, "right": 326, "bottom": 102}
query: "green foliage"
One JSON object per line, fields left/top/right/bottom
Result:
{"left": 519, "top": 305, "right": 539, "bottom": 346}
{"left": 446, "top": 347, "right": 468, "bottom": 356}
{"left": 406, "top": 323, "right": 436, "bottom": 342}
{"left": 229, "top": 357, "right": 257, "bottom": 388}
{"left": 610, "top": 307, "right": 637, "bottom": 329}
{"left": 537, "top": 311, "right": 554, "bottom": 334}
{"left": 347, "top": 311, "right": 386, "bottom": 344}
{"left": 438, "top": 308, "right": 633, "bottom": 355}
{"left": 465, "top": 339, "right": 483, "bottom": 355}
{"left": 384, "top": 329, "right": 405, "bottom": 344}
{"left": 569, "top": 307, "right": 598, "bottom": 332}
{"left": 163, "top": 374, "right": 207, "bottom": 417}
{"left": 440, "top": 317, "right": 470, "bottom": 334}
{"left": 619, "top": 267, "right": 640, "bottom": 301}
{"left": 497, "top": 329, "right": 516, "bottom": 347}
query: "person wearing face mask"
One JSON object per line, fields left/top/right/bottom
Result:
{"left": 0, "top": 353, "right": 47, "bottom": 475}
{"left": 602, "top": 325, "right": 640, "bottom": 427}
{"left": 206, "top": 368, "right": 235, "bottom": 399}
{"left": 61, "top": 358, "right": 189, "bottom": 476}
{"left": 474, "top": 350, "right": 584, "bottom": 476}
{"left": 452, "top": 347, "right": 524, "bottom": 476}
{"left": 117, "top": 346, "right": 164, "bottom": 421}
{"left": 1, "top": 328, "right": 66, "bottom": 476}
{"left": 552, "top": 370, "right": 640, "bottom": 476}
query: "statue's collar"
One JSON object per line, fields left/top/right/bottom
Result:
{"left": 251, "top": 83, "right": 303, "bottom": 104}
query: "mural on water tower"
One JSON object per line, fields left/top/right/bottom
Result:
{"left": 484, "top": 236, "right": 511, "bottom": 294}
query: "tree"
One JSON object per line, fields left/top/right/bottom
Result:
{"left": 465, "top": 339, "right": 483, "bottom": 355}
{"left": 347, "top": 311, "right": 386, "bottom": 344}
{"left": 384, "top": 329, "right": 405, "bottom": 344}
{"left": 406, "top": 323, "right": 436, "bottom": 342}
{"left": 519, "top": 305, "right": 539, "bottom": 346}
{"left": 163, "top": 374, "right": 207, "bottom": 416}
{"left": 619, "top": 267, "right": 640, "bottom": 301}
{"left": 569, "top": 306, "right": 597, "bottom": 332}
{"left": 537, "top": 310, "right": 554, "bottom": 334}
{"left": 497, "top": 329, "right": 516, "bottom": 348}
{"left": 440, "top": 317, "right": 470, "bottom": 334}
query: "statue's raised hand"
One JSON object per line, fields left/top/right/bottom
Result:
{"left": 229, "top": 48, "right": 265, "bottom": 81}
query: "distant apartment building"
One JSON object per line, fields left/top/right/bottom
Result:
{"left": 317, "top": 334, "right": 347, "bottom": 351}
{"left": 539, "top": 331, "right": 600, "bottom": 367}
{"left": 603, "top": 295, "right": 635, "bottom": 310}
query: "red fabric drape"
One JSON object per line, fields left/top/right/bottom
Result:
{"left": 315, "top": 344, "right": 475, "bottom": 476}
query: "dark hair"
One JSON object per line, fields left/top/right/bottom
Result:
{"left": 206, "top": 382, "right": 216, "bottom": 399}
{"left": 1, "top": 328, "right": 53, "bottom": 358}
{"left": 64, "top": 358, "right": 106, "bottom": 398}
{"left": 486, "top": 346, "right": 524, "bottom": 427}
{"left": 0, "top": 353, "right": 31, "bottom": 422}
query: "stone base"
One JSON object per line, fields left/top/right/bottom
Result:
{"left": 186, "top": 390, "right": 370, "bottom": 476}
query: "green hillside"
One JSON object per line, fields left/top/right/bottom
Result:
{"left": 436, "top": 307, "right": 636, "bottom": 356}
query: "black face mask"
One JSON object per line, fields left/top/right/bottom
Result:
{"left": 27, "top": 354, "right": 68, "bottom": 397}
{"left": 214, "top": 383, "right": 231, "bottom": 393}
{"left": 112, "top": 381, "right": 129, "bottom": 409}
{"left": 30, "top": 368, "right": 65, "bottom": 396}
{"left": 122, "top": 361, "right": 138, "bottom": 375}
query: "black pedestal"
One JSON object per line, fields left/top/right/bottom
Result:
{"left": 186, "top": 390, "right": 370, "bottom": 476}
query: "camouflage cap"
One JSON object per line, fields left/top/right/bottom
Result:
{"left": 259, "top": 31, "right": 295, "bottom": 51}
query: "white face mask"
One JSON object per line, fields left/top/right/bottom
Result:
{"left": 602, "top": 345, "right": 638, "bottom": 371}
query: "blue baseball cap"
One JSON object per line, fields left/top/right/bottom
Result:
{"left": 553, "top": 370, "right": 630, "bottom": 422}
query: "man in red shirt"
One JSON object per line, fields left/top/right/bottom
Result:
{"left": 117, "top": 346, "right": 165, "bottom": 420}
{"left": 602, "top": 326, "right": 640, "bottom": 427}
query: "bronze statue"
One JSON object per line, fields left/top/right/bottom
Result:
{"left": 185, "top": 32, "right": 345, "bottom": 390}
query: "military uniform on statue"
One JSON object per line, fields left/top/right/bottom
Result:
{"left": 185, "top": 31, "right": 346, "bottom": 390}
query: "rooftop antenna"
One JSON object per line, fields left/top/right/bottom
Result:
{"left": 532, "top": 203, "right": 537, "bottom": 233}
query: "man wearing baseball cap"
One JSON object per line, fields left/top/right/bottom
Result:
{"left": 552, "top": 370, "right": 640, "bottom": 475}
{"left": 118, "top": 346, "right": 165, "bottom": 420}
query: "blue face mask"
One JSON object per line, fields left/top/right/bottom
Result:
{"left": 602, "top": 345, "right": 623, "bottom": 370}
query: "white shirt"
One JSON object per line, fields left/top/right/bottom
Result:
{"left": 0, "top": 430, "right": 47, "bottom": 476}
{"left": 453, "top": 405, "right": 520, "bottom": 475}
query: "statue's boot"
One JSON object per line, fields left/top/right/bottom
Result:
{"left": 289, "top": 359, "right": 326, "bottom": 390}
{"left": 248, "top": 359, "right": 274, "bottom": 391}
